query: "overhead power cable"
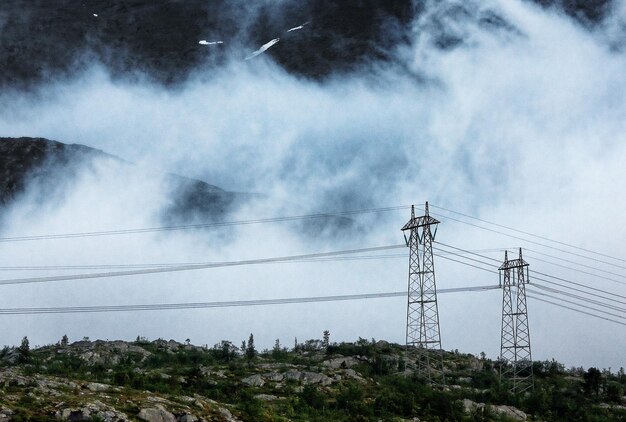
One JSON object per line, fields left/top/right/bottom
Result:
{"left": 524, "top": 248, "right": 626, "bottom": 281}
{"left": 430, "top": 203, "right": 626, "bottom": 264}
{"left": 533, "top": 271, "right": 626, "bottom": 301}
{"left": 528, "top": 284, "right": 626, "bottom": 314}
{"left": 433, "top": 242, "right": 626, "bottom": 306}
{"left": 0, "top": 285, "right": 500, "bottom": 315}
{"left": 527, "top": 293, "right": 626, "bottom": 327}
{"left": 434, "top": 253, "right": 497, "bottom": 275}
{"left": 428, "top": 207, "right": 626, "bottom": 272}
{"left": 0, "top": 205, "right": 409, "bottom": 243}
{"left": 0, "top": 244, "right": 501, "bottom": 286}
{"left": 0, "top": 248, "right": 508, "bottom": 272}
{"left": 0, "top": 244, "right": 406, "bottom": 286}
{"left": 532, "top": 276, "right": 626, "bottom": 307}
{"left": 523, "top": 252, "right": 626, "bottom": 287}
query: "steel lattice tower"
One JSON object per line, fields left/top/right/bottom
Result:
{"left": 499, "top": 248, "right": 533, "bottom": 394}
{"left": 401, "top": 202, "right": 444, "bottom": 384}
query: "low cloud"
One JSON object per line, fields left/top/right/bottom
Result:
{"left": 0, "top": 0, "right": 624, "bottom": 368}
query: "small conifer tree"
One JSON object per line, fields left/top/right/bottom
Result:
{"left": 246, "top": 333, "right": 256, "bottom": 360}
{"left": 322, "top": 330, "right": 330, "bottom": 349}
{"left": 18, "top": 336, "right": 30, "bottom": 363}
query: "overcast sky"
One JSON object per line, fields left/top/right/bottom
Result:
{"left": 0, "top": 0, "right": 625, "bottom": 370}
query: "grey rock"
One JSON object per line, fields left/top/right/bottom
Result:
{"left": 323, "top": 357, "right": 359, "bottom": 369}
{"left": 263, "top": 372, "right": 284, "bottom": 382}
{"left": 254, "top": 394, "right": 278, "bottom": 401}
{"left": 462, "top": 399, "right": 482, "bottom": 414}
{"left": 284, "top": 370, "right": 302, "bottom": 382}
{"left": 343, "top": 369, "right": 364, "bottom": 381}
{"left": 217, "top": 407, "right": 241, "bottom": 422}
{"left": 138, "top": 406, "right": 176, "bottom": 422}
{"left": 241, "top": 374, "right": 264, "bottom": 387}
{"left": 493, "top": 405, "right": 527, "bottom": 421}
{"left": 462, "top": 400, "right": 526, "bottom": 421}
{"left": 177, "top": 414, "right": 198, "bottom": 422}
{"left": 86, "top": 382, "right": 110, "bottom": 392}
{"left": 301, "top": 372, "right": 332, "bottom": 386}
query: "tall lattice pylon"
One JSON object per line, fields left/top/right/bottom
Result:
{"left": 499, "top": 248, "right": 533, "bottom": 394}
{"left": 401, "top": 202, "right": 445, "bottom": 384}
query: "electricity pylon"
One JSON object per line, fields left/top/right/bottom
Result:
{"left": 401, "top": 202, "right": 445, "bottom": 384}
{"left": 499, "top": 248, "right": 533, "bottom": 394}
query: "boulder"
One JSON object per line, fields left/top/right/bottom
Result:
{"left": 263, "top": 372, "right": 284, "bottom": 382}
{"left": 323, "top": 357, "right": 359, "bottom": 369}
{"left": 254, "top": 394, "right": 278, "bottom": 401}
{"left": 462, "top": 399, "right": 483, "bottom": 413}
{"left": 0, "top": 409, "right": 14, "bottom": 422}
{"left": 493, "top": 405, "right": 527, "bottom": 421}
{"left": 217, "top": 407, "right": 241, "bottom": 422}
{"left": 241, "top": 374, "right": 264, "bottom": 387}
{"left": 138, "top": 406, "right": 176, "bottom": 422}
{"left": 462, "top": 400, "right": 526, "bottom": 421}
{"left": 86, "top": 382, "right": 110, "bottom": 392}
{"left": 284, "top": 370, "right": 302, "bottom": 382}
{"left": 343, "top": 369, "right": 365, "bottom": 382}
{"left": 301, "top": 372, "right": 332, "bottom": 386}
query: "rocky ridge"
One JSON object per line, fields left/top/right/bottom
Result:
{"left": 1, "top": 337, "right": 625, "bottom": 421}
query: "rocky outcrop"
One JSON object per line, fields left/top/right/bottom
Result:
{"left": 241, "top": 369, "right": 333, "bottom": 387}
{"left": 55, "top": 400, "right": 130, "bottom": 422}
{"left": 241, "top": 374, "right": 265, "bottom": 387}
{"left": 323, "top": 356, "right": 359, "bottom": 369}
{"left": 138, "top": 405, "right": 176, "bottom": 422}
{"left": 462, "top": 399, "right": 527, "bottom": 421}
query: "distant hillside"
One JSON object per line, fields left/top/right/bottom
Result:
{"left": 0, "top": 137, "right": 352, "bottom": 235}
{"left": 0, "top": 336, "right": 625, "bottom": 421}
{"left": 0, "top": 137, "right": 249, "bottom": 222}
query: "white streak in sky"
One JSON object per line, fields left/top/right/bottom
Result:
{"left": 93, "top": 14, "right": 98, "bottom": 17}
{"left": 287, "top": 22, "right": 308, "bottom": 32}
{"left": 199, "top": 40, "right": 224, "bottom": 46}
{"left": 245, "top": 38, "right": 280, "bottom": 60}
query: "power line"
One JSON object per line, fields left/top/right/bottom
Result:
{"left": 0, "top": 205, "right": 410, "bottom": 243}
{"left": 432, "top": 243, "right": 626, "bottom": 314}
{"left": 528, "top": 284, "right": 625, "bottom": 314}
{"left": 532, "top": 276, "right": 626, "bottom": 307}
{"left": 0, "top": 285, "right": 500, "bottom": 315}
{"left": 0, "top": 248, "right": 508, "bottom": 271}
{"left": 524, "top": 248, "right": 626, "bottom": 281}
{"left": 524, "top": 252, "right": 626, "bottom": 287}
{"left": 428, "top": 208, "right": 626, "bottom": 272}
{"left": 430, "top": 203, "right": 626, "bottom": 264}
{"left": 432, "top": 243, "right": 626, "bottom": 307}
{"left": 533, "top": 271, "right": 626, "bottom": 301}
{"left": 0, "top": 243, "right": 503, "bottom": 287}
{"left": 0, "top": 244, "right": 405, "bottom": 286}
{"left": 527, "top": 293, "right": 626, "bottom": 327}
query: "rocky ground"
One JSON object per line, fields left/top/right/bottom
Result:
{"left": 1, "top": 336, "right": 625, "bottom": 421}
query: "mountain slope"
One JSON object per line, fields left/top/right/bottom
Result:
{"left": 0, "top": 137, "right": 351, "bottom": 235}
{"left": 0, "top": 0, "right": 615, "bottom": 89}
{"left": 0, "top": 137, "right": 251, "bottom": 224}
